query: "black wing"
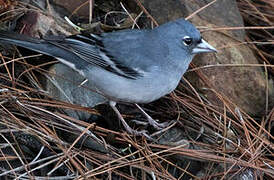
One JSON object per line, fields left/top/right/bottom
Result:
{"left": 0, "top": 31, "right": 142, "bottom": 79}
{"left": 46, "top": 33, "right": 142, "bottom": 79}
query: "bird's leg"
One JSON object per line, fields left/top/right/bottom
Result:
{"left": 109, "top": 101, "right": 151, "bottom": 139}
{"left": 134, "top": 104, "right": 170, "bottom": 130}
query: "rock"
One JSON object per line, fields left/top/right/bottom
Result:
{"left": 15, "top": 6, "right": 77, "bottom": 37}
{"left": 141, "top": 0, "right": 273, "bottom": 116}
{"left": 232, "top": 168, "right": 260, "bottom": 180}
{"left": 44, "top": 63, "right": 107, "bottom": 120}
{"left": 51, "top": 0, "right": 132, "bottom": 20}
{"left": 140, "top": 0, "right": 186, "bottom": 24}
{"left": 52, "top": 0, "right": 90, "bottom": 17}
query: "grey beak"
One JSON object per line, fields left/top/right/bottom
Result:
{"left": 192, "top": 39, "right": 217, "bottom": 54}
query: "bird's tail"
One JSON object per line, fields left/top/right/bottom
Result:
{"left": 0, "top": 31, "right": 63, "bottom": 58}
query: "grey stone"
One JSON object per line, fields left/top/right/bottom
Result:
{"left": 44, "top": 63, "right": 107, "bottom": 120}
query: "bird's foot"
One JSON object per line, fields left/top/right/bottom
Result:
{"left": 134, "top": 103, "right": 175, "bottom": 130}
{"left": 147, "top": 117, "right": 171, "bottom": 130}
{"left": 125, "top": 128, "right": 153, "bottom": 140}
{"left": 132, "top": 118, "right": 171, "bottom": 130}
{"left": 109, "top": 101, "right": 153, "bottom": 140}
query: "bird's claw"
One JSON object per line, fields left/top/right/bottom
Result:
{"left": 127, "top": 129, "right": 153, "bottom": 140}
{"left": 149, "top": 120, "right": 170, "bottom": 130}
{"left": 132, "top": 118, "right": 173, "bottom": 130}
{"left": 131, "top": 120, "right": 149, "bottom": 126}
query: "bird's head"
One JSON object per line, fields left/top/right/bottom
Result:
{"left": 155, "top": 18, "right": 217, "bottom": 55}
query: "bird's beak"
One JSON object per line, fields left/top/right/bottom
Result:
{"left": 192, "top": 39, "right": 217, "bottom": 54}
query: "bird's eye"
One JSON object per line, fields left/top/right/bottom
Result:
{"left": 183, "top": 36, "right": 193, "bottom": 46}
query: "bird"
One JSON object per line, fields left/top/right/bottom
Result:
{"left": 0, "top": 18, "right": 217, "bottom": 139}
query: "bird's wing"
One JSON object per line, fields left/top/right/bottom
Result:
{"left": 0, "top": 31, "right": 143, "bottom": 79}
{"left": 45, "top": 33, "right": 143, "bottom": 79}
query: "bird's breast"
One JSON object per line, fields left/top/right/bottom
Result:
{"left": 86, "top": 66, "right": 182, "bottom": 104}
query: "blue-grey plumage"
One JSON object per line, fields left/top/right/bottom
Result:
{"left": 0, "top": 18, "right": 217, "bottom": 138}
{"left": 0, "top": 18, "right": 216, "bottom": 103}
